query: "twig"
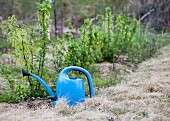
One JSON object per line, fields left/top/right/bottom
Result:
{"left": 139, "top": 9, "right": 154, "bottom": 22}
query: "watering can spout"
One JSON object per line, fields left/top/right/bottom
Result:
{"left": 22, "top": 69, "right": 30, "bottom": 77}
{"left": 21, "top": 69, "right": 56, "bottom": 102}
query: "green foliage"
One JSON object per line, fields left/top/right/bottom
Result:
{"left": 112, "top": 108, "right": 125, "bottom": 115}
{"left": 64, "top": 6, "right": 170, "bottom": 71}
{"left": 0, "top": 38, "right": 11, "bottom": 49}
{"left": 65, "top": 18, "right": 95, "bottom": 68}
{"left": 1, "top": 0, "right": 52, "bottom": 102}
{"left": 62, "top": 6, "right": 170, "bottom": 70}
{"left": 0, "top": 62, "right": 28, "bottom": 102}
{"left": 2, "top": 16, "right": 33, "bottom": 69}
{"left": 51, "top": 36, "right": 66, "bottom": 72}
{"left": 36, "top": 0, "right": 51, "bottom": 76}
{"left": 127, "top": 23, "right": 169, "bottom": 63}
{"left": 64, "top": 7, "right": 138, "bottom": 68}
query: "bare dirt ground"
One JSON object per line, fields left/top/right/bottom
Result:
{"left": 0, "top": 45, "right": 170, "bottom": 121}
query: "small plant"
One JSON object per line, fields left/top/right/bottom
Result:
{"left": 112, "top": 108, "right": 125, "bottom": 115}
{"left": 65, "top": 18, "right": 95, "bottom": 68}
{"left": 51, "top": 36, "right": 66, "bottom": 72}
{"left": 1, "top": 0, "right": 52, "bottom": 101}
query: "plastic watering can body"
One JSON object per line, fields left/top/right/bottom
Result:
{"left": 56, "top": 66, "right": 94, "bottom": 105}
{"left": 22, "top": 66, "right": 94, "bottom": 106}
{"left": 56, "top": 77, "right": 85, "bottom": 105}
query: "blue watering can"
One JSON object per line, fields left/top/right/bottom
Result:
{"left": 22, "top": 66, "right": 95, "bottom": 106}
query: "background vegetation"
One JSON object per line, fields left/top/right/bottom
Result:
{"left": 0, "top": 0, "right": 170, "bottom": 103}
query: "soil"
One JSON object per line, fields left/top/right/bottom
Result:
{"left": 0, "top": 45, "right": 170, "bottom": 121}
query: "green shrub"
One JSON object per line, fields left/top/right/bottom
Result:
{"left": 1, "top": 0, "right": 52, "bottom": 101}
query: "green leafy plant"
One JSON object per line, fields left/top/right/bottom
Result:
{"left": 65, "top": 18, "right": 95, "bottom": 68}
{"left": 51, "top": 36, "right": 66, "bottom": 72}
{"left": 1, "top": 0, "right": 52, "bottom": 101}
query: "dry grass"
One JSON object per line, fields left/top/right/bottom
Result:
{"left": 0, "top": 45, "right": 170, "bottom": 121}
{"left": 0, "top": 97, "right": 114, "bottom": 121}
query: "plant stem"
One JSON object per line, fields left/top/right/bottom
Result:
{"left": 21, "top": 36, "right": 32, "bottom": 86}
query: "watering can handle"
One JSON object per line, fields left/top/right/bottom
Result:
{"left": 61, "top": 66, "right": 95, "bottom": 98}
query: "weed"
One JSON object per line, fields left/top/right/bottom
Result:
{"left": 112, "top": 108, "right": 125, "bottom": 115}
